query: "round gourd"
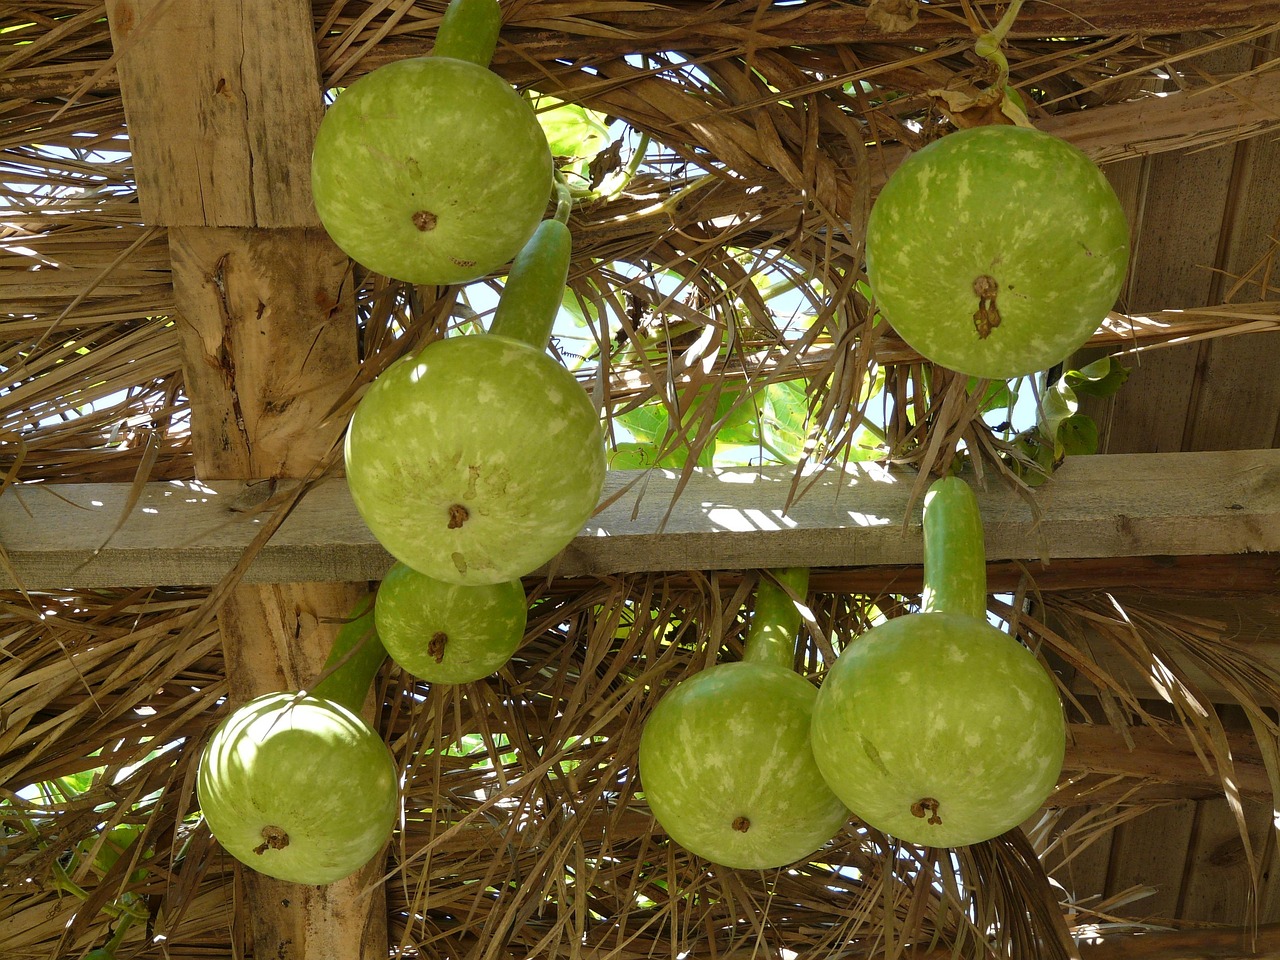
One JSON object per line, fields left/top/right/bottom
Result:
{"left": 810, "top": 477, "right": 1065, "bottom": 847}
{"left": 310, "top": 55, "right": 553, "bottom": 285}
{"left": 810, "top": 612, "right": 1065, "bottom": 848}
{"left": 638, "top": 570, "right": 849, "bottom": 869}
{"left": 375, "top": 562, "right": 527, "bottom": 683}
{"left": 197, "top": 597, "right": 397, "bottom": 885}
{"left": 344, "top": 334, "right": 606, "bottom": 584}
{"left": 197, "top": 691, "right": 398, "bottom": 885}
{"left": 865, "top": 125, "right": 1129, "bottom": 379}
{"left": 640, "top": 663, "right": 850, "bottom": 869}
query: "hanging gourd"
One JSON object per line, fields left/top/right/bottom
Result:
{"left": 310, "top": 0, "right": 553, "bottom": 285}
{"left": 375, "top": 561, "right": 527, "bottom": 683}
{"left": 344, "top": 202, "right": 606, "bottom": 585}
{"left": 810, "top": 478, "right": 1065, "bottom": 847}
{"left": 639, "top": 569, "right": 850, "bottom": 869}
{"left": 863, "top": 0, "right": 1129, "bottom": 380}
{"left": 197, "top": 598, "right": 398, "bottom": 885}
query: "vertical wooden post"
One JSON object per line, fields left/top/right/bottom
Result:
{"left": 106, "top": 3, "right": 389, "bottom": 958}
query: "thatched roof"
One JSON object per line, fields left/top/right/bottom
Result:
{"left": 3, "top": 2, "right": 1280, "bottom": 959}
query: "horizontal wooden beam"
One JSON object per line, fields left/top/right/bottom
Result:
{"left": 429, "top": 1, "right": 1280, "bottom": 71}
{"left": 9, "top": 1, "right": 1280, "bottom": 101}
{"left": 1, "top": 449, "right": 1276, "bottom": 590}
{"left": 1059, "top": 724, "right": 1271, "bottom": 804}
{"left": 619, "top": 554, "right": 1280, "bottom": 600}
{"left": 860, "top": 924, "right": 1280, "bottom": 960}
{"left": 1074, "top": 922, "right": 1280, "bottom": 960}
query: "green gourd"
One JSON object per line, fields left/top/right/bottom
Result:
{"left": 344, "top": 214, "right": 605, "bottom": 585}
{"left": 810, "top": 477, "right": 1066, "bottom": 847}
{"left": 639, "top": 569, "right": 850, "bottom": 869}
{"left": 375, "top": 561, "right": 527, "bottom": 683}
{"left": 310, "top": 0, "right": 553, "bottom": 285}
{"left": 864, "top": 125, "right": 1129, "bottom": 379}
{"left": 196, "top": 597, "right": 398, "bottom": 884}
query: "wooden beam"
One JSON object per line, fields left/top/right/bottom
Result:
{"left": 1059, "top": 724, "right": 1272, "bottom": 803}
{"left": 105, "top": 2, "right": 386, "bottom": 959}
{"left": 107, "top": 0, "right": 323, "bottom": 227}
{"left": 371, "top": 1, "right": 1280, "bottom": 71}
{"left": 618, "top": 555, "right": 1280, "bottom": 600}
{"left": 3, "top": 449, "right": 1278, "bottom": 589}
{"left": 11, "top": 1, "right": 1280, "bottom": 102}
{"left": 1074, "top": 922, "right": 1280, "bottom": 960}
{"left": 832, "top": 924, "right": 1280, "bottom": 959}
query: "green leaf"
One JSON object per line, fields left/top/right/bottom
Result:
{"left": 615, "top": 404, "right": 670, "bottom": 445}
{"left": 1038, "top": 382, "right": 1078, "bottom": 443}
{"left": 761, "top": 380, "right": 811, "bottom": 462}
{"left": 847, "top": 425, "right": 888, "bottom": 461}
{"left": 1064, "top": 355, "right": 1129, "bottom": 397}
{"left": 1056, "top": 413, "right": 1099, "bottom": 457}
{"left": 710, "top": 388, "right": 761, "bottom": 446}
{"left": 1012, "top": 435, "right": 1056, "bottom": 486}
{"left": 970, "top": 377, "right": 1015, "bottom": 414}
{"left": 536, "top": 98, "right": 611, "bottom": 163}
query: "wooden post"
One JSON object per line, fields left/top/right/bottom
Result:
{"left": 106, "top": 2, "right": 388, "bottom": 958}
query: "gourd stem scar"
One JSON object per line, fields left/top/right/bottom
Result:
{"left": 911, "top": 797, "right": 943, "bottom": 825}
{"left": 428, "top": 632, "right": 448, "bottom": 663}
{"left": 254, "top": 825, "right": 290, "bottom": 854}
{"left": 972, "top": 274, "right": 1001, "bottom": 339}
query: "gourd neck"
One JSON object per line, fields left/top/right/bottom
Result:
{"left": 488, "top": 188, "right": 573, "bottom": 350}
{"left": 742, "top": 568, "right": 810, "bottom": 671}
{"left": 919, "top": 476, "right": 988, "bottom": 620}
{"left": 432, "top": 0, "right": 501, "bottom": 66}
{"left": 310, "top": 595, "right": 387, "bottom": 714}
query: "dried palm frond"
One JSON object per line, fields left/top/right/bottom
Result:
{"left": 5, "top": 4, "right": 1280, "bottom": 959}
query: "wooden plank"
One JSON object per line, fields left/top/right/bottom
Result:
{"left": 651, "top": 555, "right": 1280, "bottom": 599}
{"left": 1183, "top": 98, "right": 1280, "bottom": 451}
{"left": 106, "top": 0, "right": 324, "bottom": 227}
{"left": 15, "top": 1, "right": 1280, "bottom": 102}
{"left": 1072, "top": 922, "right": 1280, "bottom": 960}
{"left": 1078, "top": 43, "right": 1257, "bottom": 455}
{"left": 2, "top": 449, "right": 1279, "bottom": 589}
{"left": 465, "top": 2, "right": 1280, "bottom": 66}
{"left": 167, "top": 225, "right": 355, "bottom": 476}
{"left": 1103, "top": 799, "right": 1198, "bottom": 923}
{"left": 1178, "top": 798, "right": 1274, "bottom": 924}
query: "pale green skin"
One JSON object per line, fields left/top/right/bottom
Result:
{"left": 865, "top": 125, "right": 1130, "bottom": 379}
{"left": 639, "top": 662, "right": 850, "bottom": 869}
{"left": 810, "top": 612, "right": 1065, "bottom": 848}
{"left": 375, "top": 561, "right": 527, "bottom": 683}
{"left": 197, "top": 693, "right": 398, "bottom": 885}
{"left": 344, "top": 334, "right": 606, "bottom": 585}
{"left": 311, "top": 56, "right": 553, "bottom": 285}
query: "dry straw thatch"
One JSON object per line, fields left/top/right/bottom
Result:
{"left": 3, "top": 2, "right": 1280, "bottom": 958}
